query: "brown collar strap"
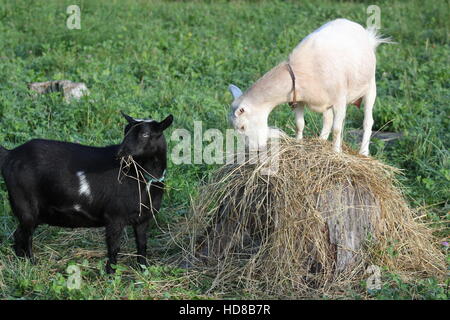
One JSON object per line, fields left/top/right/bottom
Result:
{"left": 286, "top": 62, "right": 298, "bottom": 109}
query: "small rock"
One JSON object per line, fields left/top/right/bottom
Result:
{"left": 348, "top": 129, "right": 403, "bottom": 144}
{"left": 28, "top": 80, "right": 89, "bottom": 102}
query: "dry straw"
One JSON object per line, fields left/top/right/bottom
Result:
{"left": 173, "top": 137, "right": 447, "bottom": 298}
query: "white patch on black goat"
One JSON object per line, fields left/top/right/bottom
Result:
{"left": 76, "top": 171, "right": 92, "bottom": 200}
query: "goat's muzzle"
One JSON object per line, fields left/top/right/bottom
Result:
{"left": 116, "top": 147, "right": 128, "bottom": 160}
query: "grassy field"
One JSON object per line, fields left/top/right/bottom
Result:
{"left": 0, "top": 0, "right": 448, "bottom": 299}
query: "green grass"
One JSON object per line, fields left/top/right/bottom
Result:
{"left": 0, "top": 0, "right": 448, "bottom": 299}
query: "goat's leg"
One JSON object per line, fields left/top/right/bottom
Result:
{"left": 105, "top": 223, "right": 124, "bottom": 274}
{"left": 133, "top": 220, "right": 149, "bottom": 267}
{"left": 11, "top": 199, "right": 37, "bottom": 261}
{"left": 294, "top": 105, "right": 305, "bottom": 140}
{"left": 359, "top": 78, "right": 376, "bottom": 156}
{"left": 319, "top": 108, "right": 334, "bottom": 140}
{"left": 13, "top": 224, "right": 35, "bottom": 261}
{"left": 331, "top": 99, "right": 347, "bottom": 153}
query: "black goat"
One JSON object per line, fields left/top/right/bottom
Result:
{"left": 0, "top": 112, "right": 173, "bottom": 273}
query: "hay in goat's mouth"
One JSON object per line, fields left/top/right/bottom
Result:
{"left": 175, "top": 137, "right": 447, "bottom": 298}
{"left": 118, "top": 155, "right": 164, "bottom": 217}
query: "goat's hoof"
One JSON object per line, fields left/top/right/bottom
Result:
{"left": 105, "top": 263, "right": 116, "bottom": 274}
{"left": 359, "top": 150, "right": 369, "bottom": 156}
{"left": 136, "top": 259, "right": 149, "bottom": 271}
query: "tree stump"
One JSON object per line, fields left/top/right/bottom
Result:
{"left": 194, "top": 182, "right": 381, "bottom": 275}
{"left": 317, "top": 183, "right": 381, "bottom": 274}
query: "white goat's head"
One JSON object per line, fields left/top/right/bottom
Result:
{"left": 228, "top": 84, "right": 269, "bottom": 151}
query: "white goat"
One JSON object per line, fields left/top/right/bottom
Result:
{"left": 229, "top": 19, "right": 390, "bottom": 155}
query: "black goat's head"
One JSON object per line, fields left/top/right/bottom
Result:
{"left": 117, "top": 112, "right": 173, "bottom": 159}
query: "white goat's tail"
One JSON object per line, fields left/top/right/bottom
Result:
{"left": 366, "top": 26, "right": 394, "bottom": 49}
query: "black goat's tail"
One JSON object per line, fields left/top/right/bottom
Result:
{"left": 0, "top": 146, "right": 9, "bottom": 169}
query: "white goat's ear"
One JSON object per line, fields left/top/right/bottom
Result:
{"left": 228, "top": 84, "right": 243, "bottom": 99}
{"left": 234, "top": 106, "right": 246, "bottom": 117}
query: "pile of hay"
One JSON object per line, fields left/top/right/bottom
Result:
{"left": 177, "top": 138, "right": 446, "bottom": 298}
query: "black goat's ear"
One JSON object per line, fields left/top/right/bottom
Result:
{"left": 120, "top": 111, "right": 136, "bottom": 124}
{"left": 158, "top": 114, "right": 173, "bottom": 131}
